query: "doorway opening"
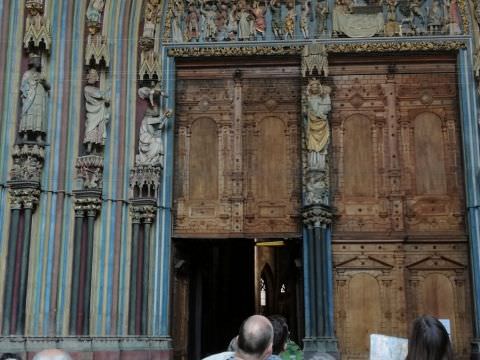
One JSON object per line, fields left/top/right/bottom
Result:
{"left": 171, "top": 238, "right": 303, "bottom": 360}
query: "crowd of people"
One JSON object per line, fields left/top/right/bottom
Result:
{"left": 0, "top": 314, "right": 453, "bottom": 360}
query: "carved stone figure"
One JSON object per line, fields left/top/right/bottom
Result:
{"left": 86, "top": 0, "right": 105, "bottom": 23}
{"left": 305, "top": 79, "right": 331, "bottom": 169}
{"left": 83, "top": 68, "right": 110, "bottom": 154}
{"left": 305, "top": 170, "right": 328, "bottom": 205}
{"left": 225, "top": 3, "right": 238, "bottom": 40}
{"left": 201, "top": 3, "right": 218, "bottom": 41}
{"left": 136, "top": 85, "right": 172, "bottom": 167}
{"left": 300, "top": 0, "right": 311, "bottom": 39}
{"left": 284, "top": 7, "right": 296, "bottom": 39}
{"left": 185, "top": 3, "right": 200, "bottom": 41}
{"left": 270, "top": 0, "right": 283, "bottom": 39}
{"left": 315, "top": 0, "right": 329, "bottom": 37}
{"left": 171, "top": 0, "right": 185, "bottom": 42}
{"left": 427, "top": 0, "right": 444, "bottom": 34}
{"left": 19, "top": 54, "right": 50, "bottom": 143}
{"left": 410, "top": 0, "right": 427, "bottom": 34}
{"left": 444, "top": 0, "right": 461, "bottom": 35}
{"left": 251, "top": 1, "right": 267, "bottom": 39}
{"left": 143, "top": 0, "right": 161, "bottom": 38}
{"left": 237, "top": 2, "right": 254, "bottom": 40}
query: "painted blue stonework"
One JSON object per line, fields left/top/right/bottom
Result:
{"left": 458, "top": 46, "right": 480, "bottom": 339}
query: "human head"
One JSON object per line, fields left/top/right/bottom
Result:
{"left": 86, "top": 68, "right": 99, "bottom": 84}
{"left": 406, "top": 315, "right": 453, "bottom": 360}
{"left": 0, "top": 353, "right": 22, "bottom": 360}
{"left": 268, "top": 315, "right": 289, "bottom": 354}
{"left": 32, "top": 349, "right": 72, "bottom": 360}
{"left": 236, "top": 315, "right": 273, "bottom": 360}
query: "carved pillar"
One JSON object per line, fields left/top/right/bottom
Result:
{"left": 128, "top": 165, "right": 161, "bottom": 335}
{"left": 69, "top": 194, "right": 101, "bottom": 335}
{"left": 301, "top": 44, "right": 338, "bottom": 358}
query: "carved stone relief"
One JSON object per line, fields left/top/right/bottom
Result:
{"left": 24, "top": 0, "right": 51, "bottom": 51}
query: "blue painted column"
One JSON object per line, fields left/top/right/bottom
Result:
{"left": 302, "top": 205, "right": 338, "bottom": 358}
{"left": 458, "top": 47, "right": 480, "bottom": 358}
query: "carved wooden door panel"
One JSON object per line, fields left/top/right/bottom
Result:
{"left": 174, "top": 59, "right": 301, "bottom": 238}
{"left": 330, "top": 55, "right": 472, "bottom": 359}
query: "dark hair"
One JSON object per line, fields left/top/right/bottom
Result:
{"left": 406, "top": 315, "right": 453, "bottom": 360}
{"left": 0, "top": 354, "right": 22, "bottom": 360}
{"left": 237, "top": 315, "right": 273, "bottom": 356}
{"left": 268, "top": 315, "right": 289, "bottom": 354}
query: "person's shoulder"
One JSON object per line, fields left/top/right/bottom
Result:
{"left": 202, "top": 351, "right": 235, "bottom": 360}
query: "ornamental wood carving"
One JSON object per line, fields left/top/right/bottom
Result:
{"left": 173, "top": 60, "right": 301, "bottom": 237}
{"left": 330, "top": 55, "right": 471, "bottom": 359}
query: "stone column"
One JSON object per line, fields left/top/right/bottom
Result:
{"left": 301, "top": 44, "right": 338, "bottom": 358}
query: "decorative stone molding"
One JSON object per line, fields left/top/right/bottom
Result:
{"left": 326, "top": 40, "right": 467, "bottom": 53}
{"left": 168, "top": 45, "right": 302, "bottom": 57}
{"left": 139, "top": 50, "right": 162, "bottom": 80}
{"left": 73, "top": 194, "right": 102, "bottom": 215}
{"left": 10, "top": 144, "right": 45, "bottom": 183}
{"left": 75, "top": 155, "right": 104, "bottom": 190}
{"left": 130, "top": 203, "right": 157, "bottom": 224}
{"left": 302, "top": 204, "right": 334, "bottom": 227}
{"left": 8, "top": 187, "right": 41, "bottom": 210}
{"left": 85, "top": 34, "right": 110, "bottom": 67}
{"left": 302, "top": 44, "right": 329, "bottom": 77}
{"left": 129, "top": 165, "right": 162, "bottom": 201}
{"left": 23, "top": 0, "right": 51, "bottom": 51}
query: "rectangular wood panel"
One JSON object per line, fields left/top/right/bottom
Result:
{"left": 174, "top": 60, "right": 301, "bottom": 238}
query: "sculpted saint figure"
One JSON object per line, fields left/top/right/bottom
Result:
{"left": 185, "top": 3, "right": 200, "bottom": 41}
{"left": 20, "top": 54, "right": 50, "bottom": 142}
{"left": 270, "top": 0, "right": 283, "bottom": 39}
{"left": 251, "top": 1, "right": 267, "bottom": 39}
{"left": 136, "top": 84, "right": 172, "bottom": 167}
{"left": 83, "top": 68, "right": 110, "bottom": 154}
{"left": 300, "top": 1, "right": 311, "bottom": 39}
{"left": 86, "top": 0, "right": 105, "bottom": 23}
{"left": 237, "top": 1, "right": 254, "bottom": 40}
{"left": 171, "top": 0, "right": 185, "bottom": 42}
{"left": 284, "top": 7, "right": 296, "bottom": 39}
{"left": 201, "top": 3, "right": 218, "bottom": 41}
{"left": 305, "top": 79, "right": 331, "bottom": 169}
{"left": 315, "top": 0, "right": 329, "bottom": 37}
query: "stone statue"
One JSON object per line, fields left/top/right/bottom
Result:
{"left": 444, "top": 0, "right": 461, "bottom": 35}
{"left": 185, "top": 2, "right": 200, "bottom": 41}
{"left": 300, "top": 0, "right": 311, "bottom": 39}
{"left": 201, "top": 3, "right": 218, "bottom": 41}
{"left": 305, "top": 170, "right": 328, "bottom": 205}
{"left": 225, "top": 3, "right": 238, "bottom": 40}
{"left": 86, "top": 0, "right": 105, "bottom": 23}
{"left": 315, "top": 0, "right": 329, "bottom": 37}
{"left": 83, "top": 68, "right": 110, "bottom": 154}
{"left": 427, "top": 0, "right": 444, "bottom": 34}
{"left": 410, "top": 0, "right": 426, "bottom": 34}
{"left": 143, "top": 0, "right": 161, "bottom": 38}
{"left": 251, "top": 1, "right": 267, "bottom": 39}
{"left": 284, "top": 7, "right": 296, "bottom": 39}
{"left": 171, "top": 0, "right": 185, "bottom": 42}
{"left": 136, "top": 84, "right": 172, "bottom": 167}
{"left": 270, "top": 0, "right": 283, "bottom": 39}
{"left": 305, "top": 79, "right": 331, "bottom": 169}
{"left": 19, "top": 54, "right": 50, "bottom": 143}
{"left": 237, "top": 1, "right": 254, "bottom": 40}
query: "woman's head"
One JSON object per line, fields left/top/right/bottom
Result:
{"left": 406, "top": 315, "right": 453, "bottom": 360}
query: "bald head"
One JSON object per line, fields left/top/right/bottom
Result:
{"left": 237, "top": 315, "right": 273, "bottom": 360}
{"left": 33, "top": 349, "right": 72, "bottom": 360}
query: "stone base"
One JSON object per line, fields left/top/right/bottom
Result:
{"left": 0, "top": 336, "right": 172, "bottom": 359}
{"left": 303, "top": 337, "right": 339, "bottom": 359}
{"left": 472, "top": 338, "right": 480, "bottom": 360}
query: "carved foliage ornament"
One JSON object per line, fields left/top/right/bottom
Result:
{"left": 10, "top": 144, "right": 45, "bottom": 183}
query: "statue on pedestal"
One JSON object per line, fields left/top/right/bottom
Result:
{"left": 83, "top": 68, "right": 110, "bottom": 154}
{"left": 19, "top": 54, "right": 50, "bottom": 143}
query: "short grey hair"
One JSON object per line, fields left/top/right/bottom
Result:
{"left": 32, "top": 349, "right": 72, "bottom": 360}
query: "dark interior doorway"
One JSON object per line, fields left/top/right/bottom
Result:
{"left": 171, "top": 238, "right": 303, "bottom": 360}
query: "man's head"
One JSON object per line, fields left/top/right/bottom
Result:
{"left": 32, "top": 349, "right": 72, "bottom": 360}
{"left": 268, "top": 315, "right": 289, "bottom": 354}
{"left": 236, "top": 315, "right": 273, "bottom": 360}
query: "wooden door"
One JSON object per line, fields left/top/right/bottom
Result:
{"left": 173, "top": 58, "right": 302, "bottom": 238}
{"left": 330, "top": 55, "right": 472, "bottom": 359}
